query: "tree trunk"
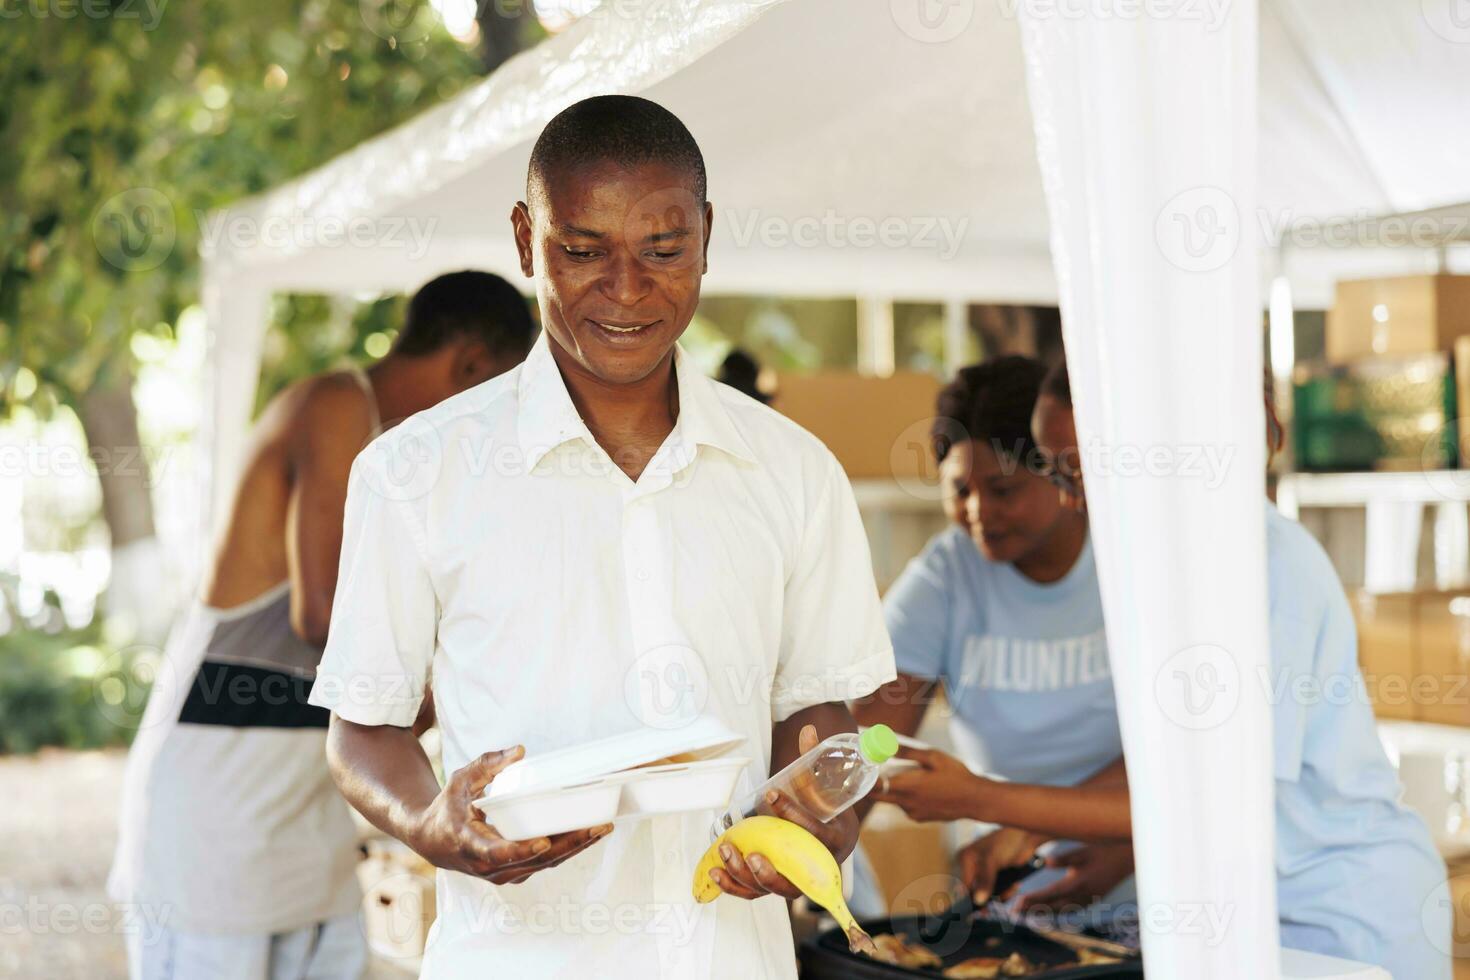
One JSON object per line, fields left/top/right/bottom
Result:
{"left": 77, "top": 366, "right": 172, "bottom": 642}
{"left": 477, "top": 0, "right": 530, "bottom": 74}
{"left": 77, "top": 367, "right": 156, "bottom": 549}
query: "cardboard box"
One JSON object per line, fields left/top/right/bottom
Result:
{"left": 858, "top": 804, "right": 954, "bottom": 915}
{"left": 774, "top": 371, "right": 943, "bottom": 480}
{"left": 1353, "top": 591, "right": 1419, "bottom": 721}
{"left": 1327, "top": 274, "right": 1470, "bottom": 364}
{"left": 358, "top": 842, "right": 436, "bottom": 963}
{"left": 1416, "top": 592, "right": 1470, "bottom": 727}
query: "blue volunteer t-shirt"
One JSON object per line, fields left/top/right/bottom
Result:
{"left": 885, "top": 526, "right": 1123, "bottom": 787}
{"left": 1266, "top": 504, "right": 1450, "bottom": 980}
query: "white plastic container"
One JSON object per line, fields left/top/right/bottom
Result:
{"left": 475, "top": 777, "right": 624, "bottom": 841}
{"left": 472, "top": 716, "right": 748, "bottom": 840}
{"left": 613, "top": 756, "right": 751, "bottom": 818}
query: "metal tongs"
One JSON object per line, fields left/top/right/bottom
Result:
{"left": 920, "top": 854, "right": 1046, "bottom": 943}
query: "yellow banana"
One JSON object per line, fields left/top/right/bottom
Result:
{"left": 691, "top": 815, "right": 875, "bottom": 954}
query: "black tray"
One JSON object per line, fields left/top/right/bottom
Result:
{"left": 800, "top": 913, "right": 1143, "bottom": 979}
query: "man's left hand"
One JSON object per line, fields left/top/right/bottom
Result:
{"left": 708, "top": 724, "right": 859, "bottom": 901}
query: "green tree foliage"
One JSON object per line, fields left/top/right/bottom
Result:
{"left": 0, "top": 0, "right": 499, "bottom": 419}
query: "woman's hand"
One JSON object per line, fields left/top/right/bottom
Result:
{"left": 708, "top": 724, "right": 860, "bottom": 901}
{"left": 957, "top": 826, "right": 1050, "bottom": 903}
{"left": 867, "top": 746, "right": 986, "bottom": 823}
{"left": 409, "top": 746, "right": 613, "bottom": 886}
{"left": 1014, "top": 842, "right": 1135, "bottom": 913}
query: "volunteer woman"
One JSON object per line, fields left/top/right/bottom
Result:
{"left": 873, "top": 359, "right": 1451, "bottom": 980}
{"left": 852, "top": 356, "right": 1135, "bottom": 920}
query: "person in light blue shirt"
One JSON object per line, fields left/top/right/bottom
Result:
{"left": 853, "top": 356, "right": 1136, "bottom": 922}
{"left": 877, "top": 358, "right": 1450, "bottom": 979}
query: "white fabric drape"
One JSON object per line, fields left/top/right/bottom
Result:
{"left": 1017, "top": 5, "right": 1279, "bottom": 978}
{"left": 199, "top": 271, "right": 271, "bottom": 543}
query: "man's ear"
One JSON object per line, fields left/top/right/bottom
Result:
{"left": 451, "top": 339, "right": 494, "bottom": 387}
{"left": 511, "top": 202, "right": 535, "bottom": 279}
{"left": 701, "top": 200, "right": 714, "bottom": 274}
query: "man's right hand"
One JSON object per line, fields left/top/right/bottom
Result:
{"left": 957, "top": 826, "right": 1050, "bottom": 903}
{"left": 409, "top": 746, "right": 613, "bottom": 885}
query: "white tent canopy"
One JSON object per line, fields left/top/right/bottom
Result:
{"left": 198, "top": 2, "right": 1468, "bottom": 976}
{"left": 201, "top": 0, "right": 1470, "bottom": 511}
{"left": 203, "top": 0, "right": 1470, "bottom": 303}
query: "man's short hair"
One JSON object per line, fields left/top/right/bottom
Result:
{"left": 526, "top": 95, "right": 707, "bottom": 209}
{"left": 393, "top": 270, "right": 536, "bottom": 358}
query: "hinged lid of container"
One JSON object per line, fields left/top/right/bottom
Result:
{"left": 484, "top": 714, "right": 745, "bottom": 801}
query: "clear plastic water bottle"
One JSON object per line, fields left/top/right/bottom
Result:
{"left": 712, "top": 725, "right": 899, "bottom": 837}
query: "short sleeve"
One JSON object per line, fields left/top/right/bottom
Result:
{"left": 771, "top": 453, "right": 896, "bottom": 722}
{"left": 1267, "top": 605, "right": 1315, "bottom": 783}
{"left": 308, "top": 454, "right": 437, "bottom": 727}
{"left": 883, "top": 537, "right": 955, "bottom": 682}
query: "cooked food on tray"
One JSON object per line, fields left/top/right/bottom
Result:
{"left": 870, "top": 932, "right": 943, "bottom": 969}
{"left": 941, "top": 957, "right": 1006, "bottom": 979}
{"left": 1073, "top": 947, "right": 1124, "bottom": 966}
{"left": 940, "top": 953, "right": 1036, "bottom": 978}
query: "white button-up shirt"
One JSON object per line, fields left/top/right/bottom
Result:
{"left": 311, "top": 334, "right": 895, "bottom": 979}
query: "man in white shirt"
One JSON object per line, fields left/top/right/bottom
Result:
{"left": 309, "top": 95, "right": 896, "bottom": 978}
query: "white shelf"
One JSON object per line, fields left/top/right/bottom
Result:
{"left": 1277, "top": 470, "right": 1470, "bottom": 510}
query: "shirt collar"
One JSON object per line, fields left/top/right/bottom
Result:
{"left": 515, "top": 333, "right": 757, "bottom": 473}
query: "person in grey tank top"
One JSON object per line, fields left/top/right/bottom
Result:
{"left": 111, "top": 271, "right": 536, "bottom": 980}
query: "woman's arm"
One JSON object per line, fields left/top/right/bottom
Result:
{"left": 871, "top": 751, "right": 1133, "bottom": 842}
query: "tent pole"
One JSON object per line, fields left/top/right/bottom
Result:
{"left": 856, "top": 294, "right": 895, "bottom": 377}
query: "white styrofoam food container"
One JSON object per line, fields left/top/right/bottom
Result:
{"left": 473, "top": 715, "right": 749, "bottom": 840}
{"left": 476, "top": 777, "right": 625, "bottom": 840}
{"left": 611, "top": 756, "right": 751, "bottom": 818}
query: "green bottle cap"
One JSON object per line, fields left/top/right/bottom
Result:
{"left": 860, "top": 724, "right": 899, "bottom": 764}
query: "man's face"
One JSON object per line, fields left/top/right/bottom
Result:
{"left": 1032, "top": 393, "right": 1085, "bottom": 511}
{"left": 941, "top": 439, "right": 1074, "bottom": 564}
{"left": 512, "top": 160, "right": 713, "bottom": 387}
